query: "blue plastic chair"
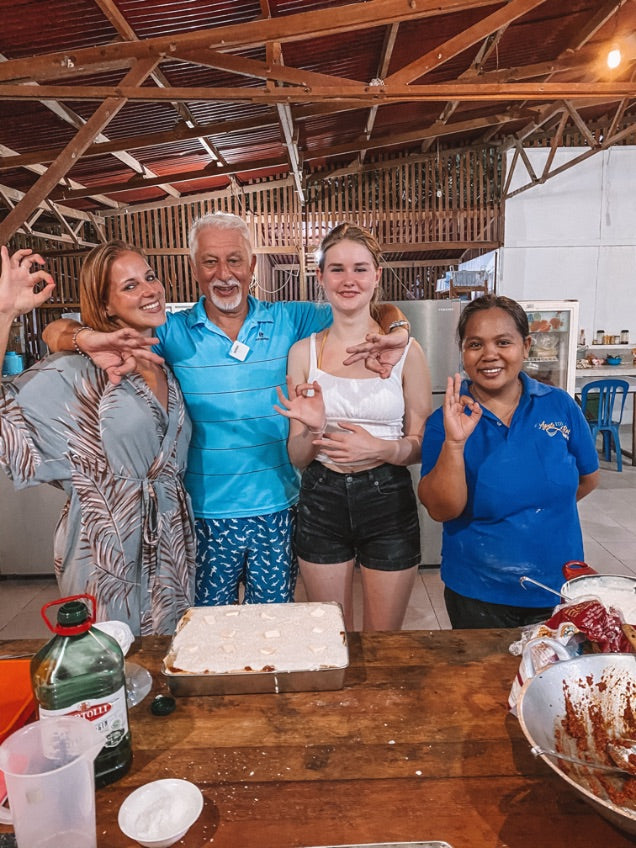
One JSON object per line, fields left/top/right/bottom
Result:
{"left": 580, "top": 379, "right": 629, "bottom": 471}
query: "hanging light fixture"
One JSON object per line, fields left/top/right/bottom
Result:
{"left": 607, "top": 43, "right": 622, "bottom": 69}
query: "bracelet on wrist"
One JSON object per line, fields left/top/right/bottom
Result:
{"left": 388, "top": 319, "right": 410, "bottom": 338}
{"left": 72, "top": 325, "right": 93, "bottom": 357}
{"left": 308, "top": 424, "right": 326, "bottom": 436}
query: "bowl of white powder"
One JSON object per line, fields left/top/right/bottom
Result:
{"left": 561, "top": 574, "right": 636, "bottom": 623}
{"left": 118, "top": 778, "right": 203, "bottom": 847}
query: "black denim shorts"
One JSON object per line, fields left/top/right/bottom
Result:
{"left": 295, "top": 461, "right": 421, "bottom": 571}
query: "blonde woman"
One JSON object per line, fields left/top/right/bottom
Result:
{"left": 276, "top": 224, "right": 432, "bottom": 630}
{"left": 0, "top": 243, "right": 195, "bottom": 635}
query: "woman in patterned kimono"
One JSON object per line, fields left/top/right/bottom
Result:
{"left": 0, "top": 243, "right": 195, "bottom": 636}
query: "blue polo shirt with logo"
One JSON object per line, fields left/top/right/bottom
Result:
{"left": 420, "top": 372, "right": 599, "bottom": 607}
{"left": 155, "top": 297, "right": 331, "bottom": 519}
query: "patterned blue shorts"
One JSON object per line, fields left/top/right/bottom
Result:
{"left": 194, "top": 507, "right": 298, "bottom": 605}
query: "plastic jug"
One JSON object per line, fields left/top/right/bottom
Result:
{"left": 0, "top": 716, "right": 102, "bottom": 848}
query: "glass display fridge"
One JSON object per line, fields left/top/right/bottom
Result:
{"left": 518, "top": 299, "right": 579, "bottom": 396}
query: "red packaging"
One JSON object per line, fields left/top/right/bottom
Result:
{"left": 544, "top": 599, "right": 632, "bottom": 653}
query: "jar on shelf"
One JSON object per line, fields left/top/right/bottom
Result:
{"left": 621, "top": 330, "right": 630, "bottom": 344}
{"left": 595, "top": 330, "right": 605, "bottom": 344}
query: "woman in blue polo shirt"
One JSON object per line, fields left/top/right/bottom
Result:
{"left": 418, "top": 294, "right": 599, "bottom": 629}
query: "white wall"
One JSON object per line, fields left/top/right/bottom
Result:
{"left": 499, "top": 146, "right": 636, "bottom": 343}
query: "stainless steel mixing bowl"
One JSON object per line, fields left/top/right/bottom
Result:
{"left": 517, "top": 653, "right": 636, "bottom": 835}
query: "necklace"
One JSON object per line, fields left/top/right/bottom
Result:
{"left": 471, "top": 380, "right": 522, "bottom": 424}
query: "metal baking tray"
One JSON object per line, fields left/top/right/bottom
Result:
{"left": 162, "top": 603, "right": 348, "bottom": 696}
{"left": 305, "top": 843, "right": 453, "bottom": 848}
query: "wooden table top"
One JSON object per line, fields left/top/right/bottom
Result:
{"left": 2, "top": 629, "right": 635, "bottom": 848}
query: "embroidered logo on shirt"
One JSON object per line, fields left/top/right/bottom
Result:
{"left": 536, "top": 420, "right": 570, "bottom": 439}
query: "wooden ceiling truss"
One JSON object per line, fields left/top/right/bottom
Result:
{"left": 0, "top": 0, "right": 635, "bottom": 245}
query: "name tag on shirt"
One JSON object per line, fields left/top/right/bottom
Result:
{"left": 229, "top": 340, "right": 250, "bottom": 361}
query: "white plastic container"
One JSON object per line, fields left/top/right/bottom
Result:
{"left": 0, "top": 716, "right": 102, "bottom": 848}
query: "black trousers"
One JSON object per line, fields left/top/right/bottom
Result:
{"left": 444, "top": 586, "right": 555, "bottom": 629}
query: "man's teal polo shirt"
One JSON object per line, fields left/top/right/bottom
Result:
{"left": 155, "top": 296, "right": 331, "bottom": 518}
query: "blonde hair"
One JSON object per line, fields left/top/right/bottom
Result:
{"left": 316, "top": 223, "right": 383, "bottom": 317}
{"left": 79, "top": 240, "right": 149, "bottom": 332}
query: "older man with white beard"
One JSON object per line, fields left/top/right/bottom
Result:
{"left": 44, "top": 211, "right": 409, "bottom": 608}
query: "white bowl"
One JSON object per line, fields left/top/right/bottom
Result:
{"left": 118, "top": 778, "right": 203, "bottom": 848}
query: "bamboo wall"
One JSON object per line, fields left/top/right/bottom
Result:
{"left": 16, "top": 146, "right": 502, "bottom": 359}
{"left": 304, "top": 147, "right": 501, "bottom": 249}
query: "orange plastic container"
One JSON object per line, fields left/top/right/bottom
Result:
{"left": 0, "top": 658, "right": 35, "bottom": 802}
{"left": 0, "top": 658, "right": 36, "bottom": 743}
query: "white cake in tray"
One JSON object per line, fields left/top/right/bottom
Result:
{"left": 165, "top": 602, "right": 348, "bottom": 675}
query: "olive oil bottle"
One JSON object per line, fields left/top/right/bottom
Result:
{"left": 31, "top": 595, "right": 132, "bottom": 788}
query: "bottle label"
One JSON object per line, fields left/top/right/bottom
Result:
{"left": 39, "top": 685, "right": 129, "bottom": 749}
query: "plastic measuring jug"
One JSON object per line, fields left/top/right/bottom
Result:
{"left": 0, "top": 716, "right": 103, "bottom": 848}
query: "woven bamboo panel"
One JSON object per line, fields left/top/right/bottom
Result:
{"left": 16, "top": 147, "right": 502, "bottom": 355}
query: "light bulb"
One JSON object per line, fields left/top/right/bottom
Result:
{"left": 607, "top": 44, "right": 622, "bottom": 69}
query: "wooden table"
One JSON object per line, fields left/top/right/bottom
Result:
{"left": 2, "top": 630, "right": 635, "bottom": 848}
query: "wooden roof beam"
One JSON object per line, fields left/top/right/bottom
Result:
{"left": 175, "top": 46, "right": 360, "bottom": 91}
{"left": 500, "top": 2, "right": 635, "bottom": 189}
{"left": 0, "top": 53, "right": 603, "bottom": 172}
{"left": 505, "top": 115, "right": 636, "bottom": 199}
{"left": 386, "top": 0, "right": 549, "bottom": 86}
{"left": 501, "top": 101, "right": 572, "bottom": 148}
{"left": 44, "top": 199, "right": 83, "bottom": 246}
{"left": 93, "top": 0, "right": 227, "bottom": 169}
{"left": 0, "top": 183, "right": 96, "bottom": 223}
{"left": 0, "top": 186, "right": 99, "bottom": 246}
{"left": 95, "top": 0, "right": 210, "bottom": 186}
{"left": 50, "top": 109, "right": 533, "bottom": 202}
{"left": 0, "top": 0, "right": 502, "bottom": 83}
{"left": 0, "top": 113, "right": 279, "bottom": 171}
{"left": 2, "top": 81, "right": 636, "bottom": 104}
{"left": 0, "top": 57, "right": 158, "bottom": 242}
{"left": 540, "top": 110, "right": 569, "bottom": 178}
{"left": 562, "top": 100, "right": 601, "bottom": 148}
{"left": 51, "top": 156, "right": 290, "bottom": 201}
{"left": 359, "top": 22, "right": 400, "bottom": 166}
{"left": 477, "top": 2, "right": 625, "bottom": 146}
{"left": 562, "top": 0, "right": 628, "bottom": 53}
{"left": 0, "top": 141, "right": 119, "bottom": 209}
{"left": 0, "top": 51, "right": 177, "bottom": 203}
{"left": 421, "top": 25, "right": 509, "bottom": 153}
{"left": 607, "top": 97, "right": 630, "bottom": 138}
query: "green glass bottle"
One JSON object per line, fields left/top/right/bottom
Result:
{"left": 31, "top": 595, "right": 132, "bottom": 788}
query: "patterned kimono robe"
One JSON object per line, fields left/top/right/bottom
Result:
{"left": 0, "top": 352, "right": 195, "bottom": 636}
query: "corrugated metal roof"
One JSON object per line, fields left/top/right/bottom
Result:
{"left": 0, "top": 0, "right": 634, "bottom": 241}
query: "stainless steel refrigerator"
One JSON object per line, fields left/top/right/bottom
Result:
{"left": 391, "top": 300, "right": 465, "bottom": 566}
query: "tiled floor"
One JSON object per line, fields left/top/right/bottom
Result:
{"left": 1, "top": 455, "right": 635, "bottom": 639}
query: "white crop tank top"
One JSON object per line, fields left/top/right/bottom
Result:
{"left": 308, "top": 333, "right": 412, "bottom": 463}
